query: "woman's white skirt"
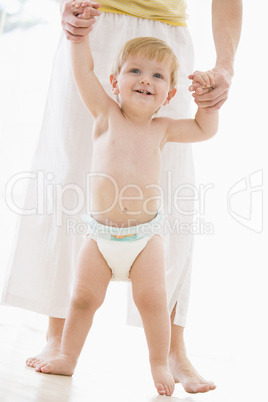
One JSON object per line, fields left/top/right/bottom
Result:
{"left": 1, "top": 12, "right": 195, "bottom": 327}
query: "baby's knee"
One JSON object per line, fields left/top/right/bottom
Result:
{"left": 71, "top": 288, "right": 104, "bottom": 311}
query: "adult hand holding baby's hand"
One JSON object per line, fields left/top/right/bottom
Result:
{"left": 189, "top": 67, "right": 233, "bottom": 112}
{"left": 188, "top": 70, "right": 215, "bottom": 94}
{"left": 60, "top": 0, "right": 100, "bottom": 42}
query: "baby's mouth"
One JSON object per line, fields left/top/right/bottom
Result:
{"left": 136, "top": 89, "right": 153, "bottom": 95}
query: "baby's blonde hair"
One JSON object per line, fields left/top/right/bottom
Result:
{"left": 111, "top": 37, "right": 179, "bottom": 89}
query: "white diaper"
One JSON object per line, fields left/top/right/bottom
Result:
{"left": 82, "top": 213, "right": 163, "bottom": 281}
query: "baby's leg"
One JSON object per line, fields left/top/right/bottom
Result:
{"left": 130, "top": 236, "right": 175, "bottom": 396}
{"left": 35, "top": 239, "right": 112, "bottom": 375}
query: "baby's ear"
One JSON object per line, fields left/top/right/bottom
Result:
{"left": 110, "top": 74, "right": 119, "bottom": 95}
{"left": 163, "top": 88, "right": 177, "bottom": 106}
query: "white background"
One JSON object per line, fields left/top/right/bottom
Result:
{"left": 0, "top": 0, "right": 267, "bottom": 396}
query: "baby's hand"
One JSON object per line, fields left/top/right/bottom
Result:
{"left": 72, "top": 1, "right": 100, "bottom": 20}
{"left": 188, "top": 70, "right": 215, "bottom": 95}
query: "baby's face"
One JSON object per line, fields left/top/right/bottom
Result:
{"left": 111, "top": 56, "right": 175, "bottom": 111}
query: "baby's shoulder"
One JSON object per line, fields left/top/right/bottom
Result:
{"left": 153, "top": 115, "right": 172, "bottom": 123}
{"left": 152, "top": 115, "right": 172, "bottom": 129}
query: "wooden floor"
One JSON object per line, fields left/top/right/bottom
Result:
{"left": 0, "top": 318, "right": 212, "bottom": 402}
{"left": 0, "top": 301, "right": 262, "bottom": 402}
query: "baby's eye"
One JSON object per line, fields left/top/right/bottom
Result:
{"left": 154, "top": 73, "right": 163, "bottom": 79}
{"left": 130, "top": 68, "right": 140, "bottom": 74}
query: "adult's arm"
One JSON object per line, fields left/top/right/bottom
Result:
{"left": 59, "top": 0, "right": 100, "bottom": 42}
{"left": 190, "top": 0, "right": 243, "bottom": 111}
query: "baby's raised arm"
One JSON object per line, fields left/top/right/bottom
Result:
{"left": 164, "top": 70, "right": 219, "bottom": 143}
{"left": 70, "top": 1, "right": 114, "bottom": 118}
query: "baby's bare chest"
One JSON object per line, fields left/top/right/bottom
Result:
{"left": 93, "top": 127, "right": 162, "bottom": 179}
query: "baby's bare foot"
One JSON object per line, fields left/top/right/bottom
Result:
{"left": 34, "top": 354, "right": 76, "bottom": 376}
{"left": 151, "top": 364, "right": 175, "bottom": 396}
{"left": 26, "top": 337, "right": 61, "bottom": 369}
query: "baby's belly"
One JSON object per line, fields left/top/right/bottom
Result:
{"left": 89, "top": 173, "right": 161, "bottom": 227}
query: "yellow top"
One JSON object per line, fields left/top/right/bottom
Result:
{"left": 99, "top": 0, "right": 188, "bottom": 27}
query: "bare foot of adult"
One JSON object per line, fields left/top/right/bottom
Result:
{"left": 34, "top": 354, "right": 76, "bottom": 376}
{"left": 26, "top": 337, "right": 61, "bottom": 369}
{"left": 151, "top": 364, "right": 175, "bottom": 396}
{"left": 168, "top": 352, "right": 216, "bottom": 394}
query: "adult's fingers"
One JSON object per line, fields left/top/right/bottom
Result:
{"left": 82, "top": 1, "right": 101, "bottom": 9}
{"left": 65, "top": 12, "right": 96, "bottom": 28}
{"left": 63, "top": 22, "right": 94, "bottom": 40}
{"left": 193, "top": 90, "right": 228, "bottom": 109}
{"left": 61, "top": 0, "right": 100, "bottom": 38}
{"left": 62, "top": 17, "right": 96, "bottom": 38}
{"left": 200, "top": 99, "right": 226, "bottom": 113}
{"left": 192, "top": 85, "right": 225, "bottom": 102}
{"left": 72, "top": 1, "right": 100, "bottom": 14}
{"left": 189, "top": 83, "right": 211, "bottom": 94}
{"left": 73, "top": 4, "right": 100, "bottom": 17}
{"left": 76, "top": 7, "right": 96, "bottom": 19}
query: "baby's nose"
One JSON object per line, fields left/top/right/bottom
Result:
{"left": 140, "top": 77, "right": 151, "bottom": 85}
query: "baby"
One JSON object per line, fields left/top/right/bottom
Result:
{"left": 35, "top": 1, "right": 218, "bottom": 397}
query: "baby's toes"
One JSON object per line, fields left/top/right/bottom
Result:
{"left": 35, "top": 362, "right": 46, "bottom": 372}
{"left": 31, "top": 358, "right": 41, "bottom": 368}
{"left": 156, "top": 384, "right": 166, "bottom": 395}
{"left": 167, "top": 383, "right": 175, "bottom": 396}
{"left": 164, "top": 384, "right": 172, "bottom": 396}
{"left": 40, "top": 364, "right": 52, "bottom": 373}
{"left": 26, "top": 358, "right": 34, "bottom": 367}
{"left": 156, "top": 383, "right": 166, "bottom": 395}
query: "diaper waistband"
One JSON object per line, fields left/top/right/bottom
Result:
{"left": 81, "top": 212, "right": 163, "bottom": 241}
